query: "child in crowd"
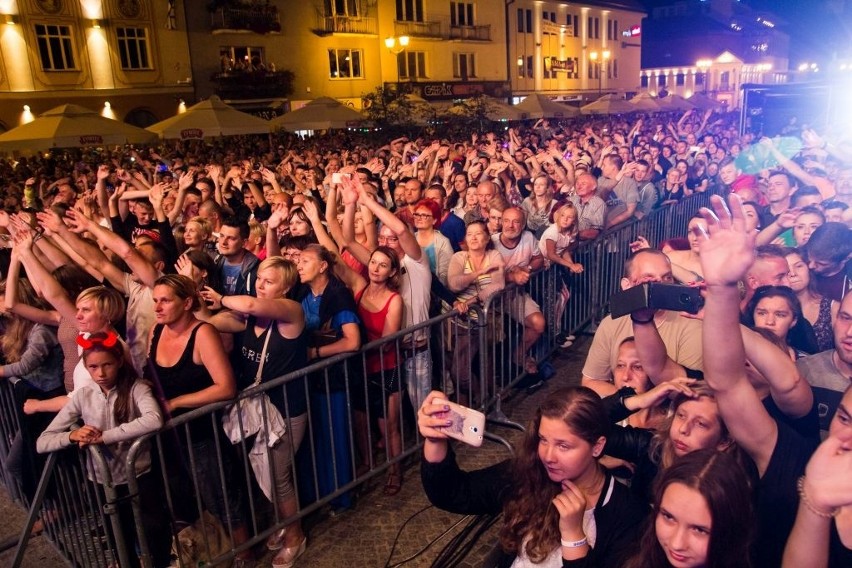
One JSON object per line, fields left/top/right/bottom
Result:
{"left": 37, "top": 332, "right": 170, "bottom": 568}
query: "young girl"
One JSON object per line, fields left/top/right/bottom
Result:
{"left": 624, "top": 450, "right": 754, "bottom": 568}
{"left": 36, "top": 332, "right": 169, "bottom": 568}
{"left": 539, "top": 200, "right": 583, "bottom": 341}
{"left": 743, "top": 285, "right": 818, "bottom": 357}
{"left": 420, "top": 386, "right": 646, "bottom": 567}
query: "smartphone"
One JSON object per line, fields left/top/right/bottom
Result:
{"left": 609, "top": 282, "right": 703, "bottom": 320}
{"left": 433, "top": 398, "right": 486, "bottom": 447}
{"left": 331, "top": 172, "right": 350, "bottom": 184}
{"left": 156, "top": 163, "right": 169, "bottom": 173}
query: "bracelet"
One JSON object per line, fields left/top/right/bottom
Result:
{"left": 630, "top": 313, "right": 654, "bottom": 325}
{"left": 797, "top": 476, "right": 839, "bottom": 518}
{"left": 560, "top": 537, "right": 588, "bottom": 548}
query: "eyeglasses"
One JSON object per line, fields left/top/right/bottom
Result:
{"left": 378, "top": 236, "right": 399, "bottom": 243}
{"left": 413, "top": 213, "right": 433, "bottom": 219}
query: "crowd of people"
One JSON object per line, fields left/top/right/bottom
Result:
{"left": 0, "top": 106, "right": 850, "bottom": 567}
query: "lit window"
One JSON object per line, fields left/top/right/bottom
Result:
{"left": 34, "top": 24, "right": 76, "bottom": 71}
{"left": 328, "top": 48, "right": 363, "bottom": 79}
{"left": 117, "top": 28, "right": 151, "bottom": 70}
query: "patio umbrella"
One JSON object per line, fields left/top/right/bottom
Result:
{"left": 270, "top": 97, "right": 366, "bottom": 132}
{"left": 657, "top": 94, "right": 697, "bottom": 111}
{"left": 447, "top": 95, "right": 524, "bottom": 121}
{"left": 629, "top": 92, "right": 664, "bottom": 112}
{"left": 514, "top": 93, "right": 580, "bottom": 119}
{"left": 580, "top": 94, "right": 635, "bottom": 115}
{"left": 147, "top": 95, "right": 271, "bottom": 139}
{"left": 687, "top": 92, "right": 725, "bottom": 111}
{"left": 0, "top": 104, "right": 157, "bottom": 155}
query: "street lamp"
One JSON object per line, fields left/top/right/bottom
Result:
{"left": 696, "top": 59, "right": 712, "bottom": 94}
{"left": 385, "top": 35, "right": 410, "bottom": 88}
{"left": 589, "top": 50, "right": 611, "bottom": 95}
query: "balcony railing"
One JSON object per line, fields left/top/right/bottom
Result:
{"left": 394, "top": 19, "right": 442, "bottom": 39}
{"left": 212, "top": 69, "right": 293, "bottom": 99}
{"left": 312, "top": 14, "right": 377, "bottom": 36}
{"left": 210, "top": 6, "right": 281, "bottom": 34}
{"left": 449, "top": 24, "right": 491, "bottom": 41}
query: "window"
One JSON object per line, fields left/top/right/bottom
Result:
{"left": 613, "top": 58, "right": 618, "bottom": 78}
{"left": 607, "top": 19, "right": 619, "bottom": 40}
{"left": 676, "top": 72, "right": 685, "bottom": 86}
{"left": 641, "top": 75, "right": 649, "bottom": 88}
{"left": 607, "top": 60, "right": 612, "bottom": 79}
{"left": 517, "top": 8, "right": 524, "bottom": 33}
{"left": 325, "top": 0, "right": 359, "bottom": 17}
{"left": 396, "top": 0, "right": 423, "bottom": 22}
{"left": 453, "top": 52, "right": 475, "bottom": 79}
{"left": 116, "top": 27, "right": 151, "bottom": 70}
{"left": 696, "top": 73, "right": 705, "bottom": 86}
{"left": 34, "top": 24, "right": 76, "bottom": 70}
{"left": 328, "top": 48, "right": 363, "bottom": 79}
{"left": 451, "top": 2, "right": 474, "bottom": 26}
{"left": 588, "top": 16, "right": 599, "bottom": 39}
{"left": 543, "top": 57, "right": 551, "bottom": 79}
{"left": 572, "top": 57, "right": 579, "bottom": 79}
{"left": 527, "top": 56, "right": 533, "bottom": 79}
{"left": 658, "top": 74, "right": 666, "bottom": 87}
{"left": 517, "top": 8, "right": 532, "bottom": 33}
{"left": 398, "top": 51, "right": 426, "bottom": 79}
{"left": 220, "top": 46, "right": 264, "bottom": 70}
{"left": 568, "top": 14, "right": 578, "bottom": 37}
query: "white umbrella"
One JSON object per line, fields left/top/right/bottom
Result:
{"left": 629, "top": 92, "right": 664, "bottom": 112}
{"left": 270, "top": 97, "right": 367, "bottom": 132}
{"left": 514, "top": 93, "right": 580, "bottom": 119}
{"left": 146, "top": 96, "right": 271, "bottom": 139}
{"left": 581, "top": 94, "right": 636, "bottom": 115}
{"left": 0, "top": 104, "right": 157, "bottom": 154}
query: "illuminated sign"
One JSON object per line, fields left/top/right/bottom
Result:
{"left": 545, "top": 58, "right": 575, "bottom": 73}
{"left": 542, "top": 19, "right": 574, "bottom": 36}
{"left": 622, "top": 25, "right": 641, "bottom": 37}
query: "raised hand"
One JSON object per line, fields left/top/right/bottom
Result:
{"left": 802, "top": 435, "right": 852, "bottom": 512}
{"left": 64, "top": 208, "right": 94, "bottom": 234}
{"left": 697, "top": 194, "right": 755, "bottom": 287}
{"left": 36, "top": 210, "right": 65, "bottom": 234}
{"left": 267, "top": 207, "right": 287, "bottom": 230}
{"left": 96, "top": 164, "right": 110, "bottom": 180}
{"left": 629, "top": 377, "right": 697, "bottom": 410}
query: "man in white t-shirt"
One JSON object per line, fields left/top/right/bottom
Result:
{"left": 492, "top": 207, "right": 547, "bottom": 369}
{"left": 343, "top": 182, "right": 433, "bottom": 411}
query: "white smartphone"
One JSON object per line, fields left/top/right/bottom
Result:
{"left": 433, "top": 398, "right": 486, "bottom": 447}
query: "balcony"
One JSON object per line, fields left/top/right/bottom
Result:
{"left": 449, "top": 24, "right": 491, "bottom": 41}
{"left": 394, "top": 20, "right": 442, "bottom": 39}
{"left": 212, "top": 69, "right": 294, "bottom": 100}
{"left": 312, "top": 14, "right": 378, "bottom": 36}
{"left": 210, "top": 5, "right": 281, "bottom": 34}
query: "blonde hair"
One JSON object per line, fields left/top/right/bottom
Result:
{"left": 186, "top": 216, "right": 212, "bottom": 240}
{"left": 256, "top": 256, "right": 298, "bottom": 293}
{"left": 76, "top": 286, "right": 125, "bottom": 325}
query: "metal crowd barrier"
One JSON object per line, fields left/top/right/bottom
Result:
{"left": 2, "top": 191, "right": 715, "bottom": 567}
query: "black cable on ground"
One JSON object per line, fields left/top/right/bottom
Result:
{"left": 431, "top": 513, "right": 501, "bottom": 568}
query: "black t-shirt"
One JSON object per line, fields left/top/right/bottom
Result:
{"left": 754, "top": 420, "right": 816, "bottom": 568}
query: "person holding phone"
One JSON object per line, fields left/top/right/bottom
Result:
{"left": 419, "top": 387, "right": 645, "bottom": 567}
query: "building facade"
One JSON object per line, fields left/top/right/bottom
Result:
{"left": 0, "top": 0, "right": 194, "bottom": 131}
{"left": 508, "top": 0, "right": 645, "bottom": 103}
{"left": 639, "top": 0, "right": 790, "bottom": 107}
{"left": 184, "top": 0, "right": 509, "bottom": 113}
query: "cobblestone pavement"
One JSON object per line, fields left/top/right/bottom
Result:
{"left": 0, "top": 337, "right": 590, "bottom": 568}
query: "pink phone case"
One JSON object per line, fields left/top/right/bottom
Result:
{"left": 434, "top": 399, "right": 486, "bottom": 447}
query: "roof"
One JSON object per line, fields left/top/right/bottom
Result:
{"left": 583, "top": 0, "right": 648, "bottom": 12}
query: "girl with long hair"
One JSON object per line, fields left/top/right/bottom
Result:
{"left": 785, "top": 249, "right": 838, "bottom": 352}
{"left": 420, "top": 386, "right": 646, "bottom": 567}
{"left": 37, "top": 332, "right": 170, "bottom": 567}
{"left": 348, "top": 246, "right": 404, "bottom": 495}
{"left": 624, "top": 450, "right": 754, "bottom": 568}
{"left": 522, "top": 174, "right": 556, "bottom": 238}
